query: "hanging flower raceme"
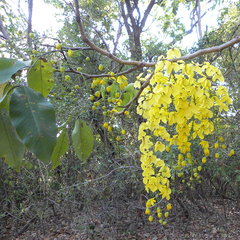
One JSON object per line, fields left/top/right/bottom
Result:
{"left": 134, "top": 48, "right": 232, "bottom": 224}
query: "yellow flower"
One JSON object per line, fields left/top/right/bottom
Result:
{"left": 103, "top": 122, "right": 108, "bottom": 128}
{"left": 204, "top": 148, "right": 209, "bottom": 156}
{"left": 154, "top": 142, "right": 165, "bottom": 152}
{"left": 68, "top": 49, "right": 73, "bottom": 58}
{"left": 167, "top": 203, "right": 172, "bottom": 211}
{"left": 145, "top": 208, "right": 150, "bottom": 215}
{"left": 147, "top": 198, "right": 156, "bottom": 207}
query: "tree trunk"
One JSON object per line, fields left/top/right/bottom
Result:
{"left": 27, "top": 0, "right": 33, "bottom": 47}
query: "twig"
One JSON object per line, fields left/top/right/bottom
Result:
{"left": 17, "top": 217, "right": 37, "bottom": 235}
{"left": 73, "top": 0, "right": 240, "bottom": 66}
{"left": 116, "top": 72, "right": 154, "bottom": 115}
{"left": 63, "top": 65, "right": 143, "bottom": 79}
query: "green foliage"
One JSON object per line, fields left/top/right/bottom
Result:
{"left": 51, "top": 128, "right": 69, "bottom": 169}
{"left": 72, "top": 119, "right": 94, "bottom": 162}
{"left": 0, "top": 82, "right": 8, "bottom": 99}
{"left": 9, "top": 86, "right": 57, "bottom": 163}
{"left": 27, "top": 58, "right": 55, "bottom": 98}
{"left": 0, "top": 108, "right": 25, "bottom": 172}
{"left": 0, "top": 58, "right": 27, "bottom": 84}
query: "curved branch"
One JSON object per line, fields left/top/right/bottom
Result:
{"left": 85, "top": 17, "right": 111, "bottom": 53}
{"left": 64, "top": 65, "right": 143, "bottom": 79}
{"left": 73, "top": 0, "right": 240, "bottom": 67}
{"left": 175, "top": 37, "right": 240, "bottom": 61}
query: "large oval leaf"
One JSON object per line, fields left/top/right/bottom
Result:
{"left": 0, "top": 108, "right": 25, "bottom": 172}
{"left": 9, "top": 86, "right": 57, "bottom": 163}
{"left": 51, "top": 129, "right": 69, "bottom": 169}
{"left": 27, "top": 58, "right": 55, "bottom": 98}
{"left": 0, "top": 58, "right": 27, "bottom": 84}
{"left": 72, "top": 119, "right": 93, "bottom": 162}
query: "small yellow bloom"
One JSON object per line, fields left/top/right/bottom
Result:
{"left": 149, "top": 216, "right": 153, "bottom": 222}
{"left": 68, "top": 49, "right": 73, "bottom": 58}
{"left": 204, "top": 148, "right": 209, "bottom": 156}
{"left": 167, "top": 203, "right": 172, "bottom": 211}
{"left": 145, "top": 208, "right": 150, "bottom": 215}
{"left": 230, "top": 149, "right": 235, "bottom": 155}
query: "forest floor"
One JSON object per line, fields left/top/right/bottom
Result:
{"left": 1, "top": 197, "right": 240, "bottom": 240}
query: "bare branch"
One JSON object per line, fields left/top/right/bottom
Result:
{"left": 64, "top": 65, "right": 143, "bottom": 79}
{"left": 112, "top": 19, "right": 123, "bottom": 55}
{"left": 125, "top": 0, "right": 137, "bottom": 30}
{"left": 85, "top": 16, "right": 111, "bottom": 53}
{"left": 73, "top": 0, "right": 240, "bottom": 68}
{"left": 120, "top": 1, "right": 133, "bottom": 38}
{"left": 0, "top": 13, "right": 11, "bottom": 42}
{"left": 175, "top": 37, "right": 240, "bottom": 61}
{"left": 140, "top": 0, "right": 156, "bottom": 30}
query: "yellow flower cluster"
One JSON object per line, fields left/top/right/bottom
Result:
{"left": 135, "top": 48, "right": 232, "bottom": 202}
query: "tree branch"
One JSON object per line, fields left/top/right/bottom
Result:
{"left": 140, "top": 0, "right": 156, "bottom": 30}
{"left": 196, "top": 0, "right": 203, "bottom": 39}
{"left": 112, "top": 19, "right": 123, "bottom": 55}
{"left": 64, "top": 65, "right": 143, "bottom": 79}
{"left": 27, "top": 0, "right": 33, "bottom": 46}
{"left": 125, "top": 0, "right": 137, "bottom": 30}
{"left": 0, "top": 13, "right": 11, "bottom": 42}
{"left": 85, "top": 16, "right": 111, "bottom": 53}
{"left": 119, "top": 1, "right": 132, "bottom": 38}
{"left": 73, "top": 0, "right": 240, "bottom": 67}
{"left": 116, "top": 72, "right": 154, "bottom": 115}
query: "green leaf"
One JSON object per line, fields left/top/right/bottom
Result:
{"left": 72, "top": 119, "right": 93, "bottom": 162}
{"left": 117, "top": 92, "right": 131, "bottom": 112}
{"left": 116, "top": 88, "right": 138, "bottom": 112}
{"left": 0, "top": 108, "right": 25, "bottom": 172}
{"left": 0, "top": 82, "right": 7, "bottom": 99}
{"left": 0, "top": 58, "right": 27, "bottom": 84}
{"left": 100, "top": 84, "right": 106, "bottom": 100}
{"left": 27, "top": 58, "right": 55, "bottom": 98}
{"left": 51, "top": 129, "right": 69, "bottom": 169}
{"left": 0, "top": 85, "right": 18, "bottom": 110}
{"left": 9, "top": 86, "right": 57, "bottom": 163}
{"left": 110, "top": 82, "right": 119, "bottom": 98}
{"left": 26, "top": 162, "right": 33, "bottom": 169}
{"left": 124, "top": 83, "right": 134, "bottom": 92}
